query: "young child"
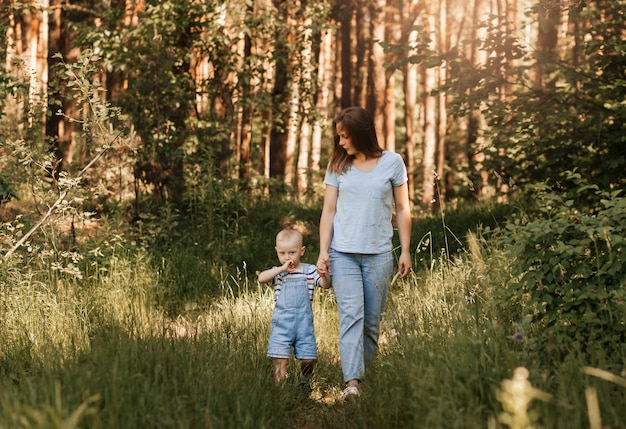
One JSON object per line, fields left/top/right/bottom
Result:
{"left": 258, "top": 228, "right": 331, "bottom": 386}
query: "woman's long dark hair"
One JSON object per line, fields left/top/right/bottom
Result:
{"left": 327, "top": 106, "right": 384, "bottom": 174}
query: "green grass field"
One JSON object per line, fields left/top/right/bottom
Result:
{"left": 1, "top": 231, "right": 624, "bottom": 428}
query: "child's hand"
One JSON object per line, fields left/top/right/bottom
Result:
{"left": 281, "top": 259, "right": 295, "bottom": 272}
{"left": 316, "top": 253, "right": 330, "bottom": 277}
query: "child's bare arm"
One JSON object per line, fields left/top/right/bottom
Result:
{"left": 318, "top": 274, "right": 331, "bottom": 289}
{"left": 258, "top": 266, "right": 281, "bottom": 284}
{"left": 258, "top": 261, "right": 290, "bottom": 284}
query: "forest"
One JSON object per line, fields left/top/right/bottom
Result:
{"left": 0, "top": 0, "right": 625, "bottom": 427}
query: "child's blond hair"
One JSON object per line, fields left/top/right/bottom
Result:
{"left": 276, "top": 228, "right": 303, "bottom": 246}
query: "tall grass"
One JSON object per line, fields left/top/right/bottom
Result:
{"left": 1, "top": 246, "right": 291, "bottom": 428}
{"left": 1, "top": 230, "right": 624, "bottom": 428}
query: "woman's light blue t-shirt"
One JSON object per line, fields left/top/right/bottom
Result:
{"left": 324, "top": 151, "right": 408, "bottom": 254}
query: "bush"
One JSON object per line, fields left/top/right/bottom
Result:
{"left": 496, "top": 171, "right": 626, "bottom": 363}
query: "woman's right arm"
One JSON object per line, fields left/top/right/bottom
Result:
{"left": 317, "top": 184, "right": 338, "bottom": 277}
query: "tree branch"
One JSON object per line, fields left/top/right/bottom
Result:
{"left": 3, "top": 135, "right": 119, "bottom": 261}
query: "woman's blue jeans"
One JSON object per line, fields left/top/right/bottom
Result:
{"left": 330, "top": 249, "right": 394, "bottom": 383}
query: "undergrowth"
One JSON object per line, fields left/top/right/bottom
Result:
{"left": 1, "top": 202, "right": 625, "bottom": 428}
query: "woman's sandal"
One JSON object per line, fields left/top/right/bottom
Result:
{"left": 340, "top": 385, "right": 360, "bottom": 401}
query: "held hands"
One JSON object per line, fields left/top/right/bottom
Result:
{"left": 315, "top": 251, "right": 410, "bottom": 280}
{"left": 316, "top": 252, "right": 330, "bottom": 278}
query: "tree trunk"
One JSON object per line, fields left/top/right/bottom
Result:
{"left": 11, "top": 0, "right": 49, "bottom": 141}
{"left": 339, "top": 1, "right": 353, "bottom": 108}
{"left": 404, "top": 46, "right": 418, "bottom": 199}
{"left": 296, "top": 14, "right": 315, "bottom": 195}
{"left": 401, "top": 0, "right": 424, "bottom": 202}
{"left": 567, "top": 0, "right": 583, "bottom": 70}
{"left": 383, "top": 0, "right": 401, "bottom": 152}
{"left": 535, "top": 0, "right": 560, "bottom": 88}
{"left": 311, "top": 29, "right": 333, "bottom": 187}
{"left": 467, "top": 0, "right": 487, "bottom": 199}
{"left": 269, "top": 1, "right": 290, "bottom": 180}
{"left": 260, "top": 41, "right": 275, "bottom": 191}
{"left": 283, "top": 84, "right": 299, "bottom": 189}
{"left": 47, "top": 0, "right": 79, "bottom": 173}
{"left": 420, "top": 6, "right": 437, "bottom": 208}
{"left": 495, "top": 0, "right": 518, "bottom": 201}
{"left": 238, "top": 31, "right": 253, "bottom": 182}
{"left": 436, "top": 0, "right": 447, "bottom": 199}
{"left": 354, "top": 1, "right": 370, "bottom": 107}
{"left": 370, "top": 0, "right": 386, "bottom": 145}
{"left": 262, "top": 109, "right": 273, "bottom": 193}
{"left": 384, "top": 73, "right": 395, "bottom": 151}
{"left": 283, "top": 3, "right": 301, "bottom": 189}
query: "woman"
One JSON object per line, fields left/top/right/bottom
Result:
{"left": 316, "top": 106, "right": 412, "bottom": 400}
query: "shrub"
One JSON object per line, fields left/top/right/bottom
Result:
{"left": 496, "top": 171, "right": 626, "bottom": 363}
